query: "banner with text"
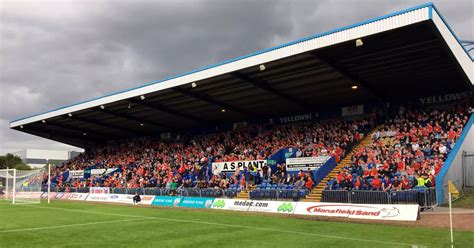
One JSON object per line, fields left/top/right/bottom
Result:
{"left": 211, "top": 199, "right": 252, "bottom": 211}
{"left": 213, "top": 160, "right": 267, "bottom": 173}
{"left": 107, "top": 194, "right": 154, "bottom": 205}
{"left": 286, "top": 156, "right": 330, "bottom": 171}
{"left": 178, "top": 197, "right": 214, "bottom": 209}
{"left": 419, "top": 91, "right": 471, "bottom": 105}
{"left": 89, "top": 187, "right": 110, "bottom": 195}
{"left": 86, "top": 194, "right": 110, "bottom": 202}
{"left": 151, "top": 196, "right": 182, "bottom": 207}
{"left": 68, "top": 170, "right": 84, "bottom": 179}
{"left": 90, "top": 168, "right": 117, "bottom": 176}
{"left": 247, "top": 200, "right": 296, "bottom": 214}
{"left": 278, "top": 113, "right": 317, "bottom": 124}
{"left": 67, "top": 193, "right": 89, "bottom": 201}
{"left": 293, "top": 202, "right": 419, "bottom": 221}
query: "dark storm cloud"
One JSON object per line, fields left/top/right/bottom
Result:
{"left": 0, "top": 0, "right": 472, "bottom": 154}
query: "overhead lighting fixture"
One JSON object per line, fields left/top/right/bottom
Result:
{"left": 68, "top": 113, "right": 72, "bottom": 117}
{"left": 259, "top": 64, "right": 266, "bottom": 71}
{"left": 128, "top": 102, "right": 131, "bottom": 109}
{"left": 191, "top": 82, "right": 197, "bottom": 88}
{"left": 100, "top": 105, "right": 105, "bottom": 109}
{"left": 140, "top": 123, "right": 144, "bottom": 126}
{"left": 83, "top": 132, "right": 87, "bottom": 136}
{"left": 20, "top": 125, "right": 24, "bottom": 129}
{"left": 351, "top": 84, "right": 358, "bottom": 90}
{"left": 355, "top": 38, "right": 363, "bottom": 47}
{"left": 42, "top": 120, "right": 46, "bottom": 123}
{"left": 221, "top": 109, "right": 226, "bottom": 113}
{"left": 140, "top": 95, "right": 146, "bottom": 100}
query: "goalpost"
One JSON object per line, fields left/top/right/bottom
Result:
{"left": 0, "top": 166, "right": 50, "bottom": 204}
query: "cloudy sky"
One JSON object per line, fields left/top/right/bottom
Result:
{"left": 0, "top": 0, "right": 473, "bottom": 154}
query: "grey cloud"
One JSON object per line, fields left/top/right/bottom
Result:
{"left": 0, "top": 0, "right": 472, "bottom": 154}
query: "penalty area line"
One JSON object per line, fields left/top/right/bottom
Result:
{"left": 16, "top": 203, "right": 418, "bottom": 247}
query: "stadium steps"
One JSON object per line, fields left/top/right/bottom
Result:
{"left": 235, "top": 185, "right": 256, "bottom": 199}
{"left": 235, "top": 191, "right": 249, "bottom": 199}
{"left": 302, "top": 130, "right": 376, "bottom": 202}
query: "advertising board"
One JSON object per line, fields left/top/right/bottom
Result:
{"left": 247, "top": 200, "right": 296, "bottom": 214}
{"left": 211, "top": 199, "right": 252, "bottom": 211}
{"left": 68, "top": 170, "right": 84, "bottom": 179}
{"left": 151, "top": 196, "right": 182, "bottom": 207}
{"left": 89, "top": 187, "right": 110, "bottom": 195}
{"left": 86, "top": 194, "right": 110, "bottom": 202}
{"left": 178, "top": 197, "right": 214, "bottom": 208}
{"left": 293, "top": 202, "right": 419, "bottom": 221}
{"left": 286, "top": 156, "right": 329, "bottom": 171}
{"left": 212, "top": 160, "right": 266, "bottom": 173}
{"left": 67, "top": 193, "right": 89, "bottom": 201}
{"left": 107, "top": 194, "right": 155, "bottom": 205}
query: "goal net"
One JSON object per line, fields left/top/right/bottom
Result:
{"left": 0, "top": 168, "right": 46, "bottom": 204}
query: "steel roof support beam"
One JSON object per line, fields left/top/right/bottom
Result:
{"left": 172, "top": 87, "right": 254, "bottom": 115}
{"left": 310, "top": 52, "right": 384, "bottom": 99}
{"left": 128, "top": 99, "right": 212, "bottom": 124}
{"left": 230, "top": 72, "right": 316, "bottom": 111}
{"left": 96, "top": 108, "right": 173, "bottom": 131}
{"left": 68, "top": 115, "right": 145, "bottom": 136}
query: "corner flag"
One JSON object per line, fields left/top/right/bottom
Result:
{"left": 448, "top": 180, "right": 459, "bottom": 197}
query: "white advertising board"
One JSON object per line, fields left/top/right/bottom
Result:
{"left": 106, "top": 194, "right": 155, "bottom": 205}
{"left": 293, "top": 202, "right": 419, "bottom": 221}
{"left": 285, "top": 156, "right": 330, "bottom": 171}
{"left": 67, "top": 193, "right": 89, "bottom": 201}
{"left": 212, "top": 160, "right": 266, "bottom": 173}
{"left": 86, "top": 194, "right": 110, "bottom": 202}
{"left": 211, "top": 199, "right": 252, "bottom": 211}
{"left": 15, "top": 191, "right": 42, "bottom": 199}
{"left": 247, "top": 200, "right": 296, "bottom": 214}
{"left": 69, "top": 170, "right": 84, "bottom": 179}
{"left": 89, "top": 187, "right": 110, "bottom": 194}
{"left": 90, "top": 168, "right": 117, "bottom": 176}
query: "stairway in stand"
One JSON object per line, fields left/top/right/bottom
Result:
{"left": 235, "top": 185, "right": 255, "bottom": 199}
{"left": 301, "top": 132, "right": 374, "bottom": 202}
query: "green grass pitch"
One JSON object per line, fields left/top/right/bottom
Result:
{"left": 0, "top": 200, "right": 472, "bottom": 248}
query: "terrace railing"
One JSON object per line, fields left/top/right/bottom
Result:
{"left": 322, "top": 188, "right": 437, "bottom": 209}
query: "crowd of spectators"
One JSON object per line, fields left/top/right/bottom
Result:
{"left": 327, "top": 105, "right": 472, "bottom": 192}
{"left": 49, "top": 118, "right": 370, "bottom": 192}
{"left": 44, "top": 102, "right": 473, "bottom": 200}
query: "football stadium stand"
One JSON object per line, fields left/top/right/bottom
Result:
{"left": 10, "top": 3, "right": 474, "bottom": 207}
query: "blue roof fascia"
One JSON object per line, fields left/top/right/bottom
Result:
{"left": 10, "top": 2, "right": 435, "bottom": 124}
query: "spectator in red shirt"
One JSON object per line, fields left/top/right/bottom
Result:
{"left": 372, "top": 175, "right": 381, "bottom": 191}
{"left": 305, "top": 177, "right": 314, "bottom": 190}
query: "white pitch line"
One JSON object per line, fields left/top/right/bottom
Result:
{"left": 11, "top": 203, "right": 417, "bottom": 247}
{"left": 0, "top": 218, "right": 151, "bottom": 233}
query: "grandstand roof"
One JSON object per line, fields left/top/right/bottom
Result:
{"left": 10, "top": 3, "right": 474, "bottom": 148}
